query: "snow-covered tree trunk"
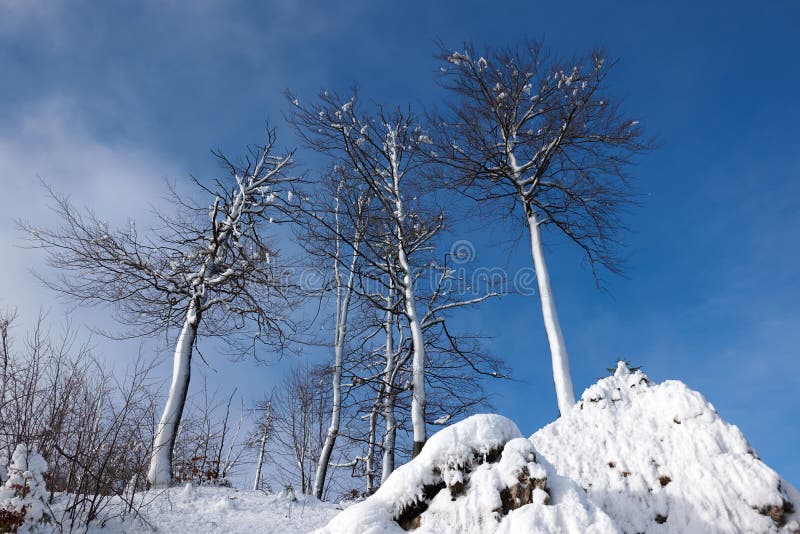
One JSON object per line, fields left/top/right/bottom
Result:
{"left": 526, "top": 208, "right": 575, "bottom": 415}
{"left": 147, "top": 304, "right": 199, "bottom": 488}
{"left": 312, "top": 301, "right": 348, "bottom": 497}
{"left": 381, "top": 391, "right": 397, "bottom": 482}
{"left": 253, "top": 406, "right": 270, "bottom": 491}
{"left": 364, "top": 404, "right": 379, "bottom": 495}
{"left": 386, "top": 128, "right": 428, "bottom": 457}
{"left": 399, "top": 247, "right": 427, "bottom": 457}
{"left": 509, "top": 142, "right": 575, "bottom": 416}
{"left": 381, "top": 275, "right": 397, "bottom": 481}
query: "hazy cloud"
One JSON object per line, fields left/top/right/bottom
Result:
{"left": 0, "top": 96, "right": 181, "bottom": 323}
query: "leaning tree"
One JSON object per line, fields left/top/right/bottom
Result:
{"left": 20, "top": 131, "right": 295, "bottom": 487}
{"left": 433, "top": 40, "right": 652, "bottom": 415}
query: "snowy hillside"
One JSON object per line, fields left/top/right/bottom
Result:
{"left": 318, "top": 362, "right": 800, "bottom": 533}
{"left": 49, "top": 486, "right": 342, "bottom": 533}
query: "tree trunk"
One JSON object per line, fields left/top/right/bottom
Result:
{"left": 385, "top": 127, "right": 427, "bottom": 456}
{"left": 253, "top": 412, "right": 269, "bottom": 491}
{"left": 0, "top": 326, "right": 8, "bottom": 407}
{"left": 365, "top": 404, "right": 379, "bottom": 495}
{"left": 147, "top": 308, "right": 198, "bottom": 488}
{"left": 526, "top": 208, "right": 576, "bottom": 415}
{"left": 381, "top": 276, "right": 397, "bottom": 480}
{"left": 253, "top": 433, "right": 267, "bottom": 491}
{"left": 381, "top": 391, "right": 396, "bottom": 482}
{"left": 399, "top": 245, "right": 427, "bottom": 456}
{"left": 314, "top": 229, "right": 360, "bottom": 498}
{"left": 313, "top": 330, "right": 343, "bottom": 498}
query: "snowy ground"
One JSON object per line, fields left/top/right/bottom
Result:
{"left": 49, "top": 486, "right": 344, "bottom": 533}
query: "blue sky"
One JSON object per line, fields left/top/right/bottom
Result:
{"left": 0, "top": 0, "right": 798, "bottom": 487}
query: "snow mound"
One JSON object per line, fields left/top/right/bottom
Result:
{"left": 532, "top": 361, "right": 800, "bottom": 533}
{"left": 320, "top": 363, "right": 799, "bottom": 533}
{"left": 316, "top": 414, "right": 616, "bottom": 534}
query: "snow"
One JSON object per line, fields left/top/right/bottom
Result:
{"left": 531, "top": 361, "right": 800, "bottom": 533}
{"left": 319, "top": 363, "right": 799, "bottom": 533}
{"left": 421, "top": 438, "right": 617, "bottom": 534}
{"left": 316, "top": 414, "right": 614, "bottom": 534}
{"left": 447, "top": 52, "right": 470, "bottom": 66}
{"left": 46, "top": 486, "right": 342, "bottom": 533}
{"left": 0, "top": 444, "right": 51, "bottom": 533}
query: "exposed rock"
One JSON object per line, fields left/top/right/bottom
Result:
{"left": 394, "top": 443, "right": 543, "bottom": 530}
{"left": 758, "top": 497, "right": 796, "bottom": 528}
{"left": 498, "top": 465, "right": 548, "bottom": 515}
{"left": 396, "top": 481, "right": 446, "bottom": 530}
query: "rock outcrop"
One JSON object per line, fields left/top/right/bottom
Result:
{"left": 318, "top": 363, "right": 800, "bottom": 533}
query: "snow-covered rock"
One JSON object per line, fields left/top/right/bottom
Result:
{"left": 532, "top": 361, "right": 800, "bottom": 533}
{"left": 316, "top": 414, "right": 616, "bottom": 533}
{"left": 319, "top": 363, "right": 800, "bottom": 533}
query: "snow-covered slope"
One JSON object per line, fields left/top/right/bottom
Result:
{"left": 53, "top": 486, "right": 342, "bottom": 533}
{"left": 319, "top": 363, "right": 799, "bottom": 533}
{"left": 532, "top": 361, "right": 799, "bottom": 533}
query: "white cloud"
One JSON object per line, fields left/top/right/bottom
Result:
{"left": 0, "top": 0, "right": 67, "bottom": 39}
{"left": 0, "top": 96, "right": 181, "bottom": 327}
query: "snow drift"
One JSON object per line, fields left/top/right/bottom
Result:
{"left": 317, "top": 362, "right": 800, "bottom": 533}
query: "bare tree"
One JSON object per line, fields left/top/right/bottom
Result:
{"left": 0, "top": 311, "right": 159, "bottom": 530}
{"left": 19, "top": 130, "right": 295, "bottom": 487}
{"left": 293, "top": 166, "right": 372, "bottom": 499}
{"left": 289, "top": 88, "right": 506, "bottom": 462}
{"left": 267, "top": 365, "right": 331, "bottom": 496}
{"left": 250, "top": 397, "right": 273, "bottom": 491}
{"left": 432, "top": 40, "right": 652, "bottom": 415}
{"left": 288, "top": 90, "right": 445, "bottom": 457}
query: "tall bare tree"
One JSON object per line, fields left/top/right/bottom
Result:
{"left": 290, "top": 89, "right": 505, "bottom": 462}
{"left": 288, "top": 91, "right": 438, "bottom": 456}
{"left": 19, "top": 131, "right": 295, "bottom": 487}
{"left": 295, "top": 167, "right": 372, "bottom": 499}
{"left": 432, "top": 40, "right": 652, "bottom": 415}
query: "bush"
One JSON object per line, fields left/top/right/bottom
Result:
{"left": 0, "top": 444, "right": 50, "bottom": 533}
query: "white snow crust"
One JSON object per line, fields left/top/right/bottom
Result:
{"left": 531, "top": 361, "right": 800, "bottom": 533}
